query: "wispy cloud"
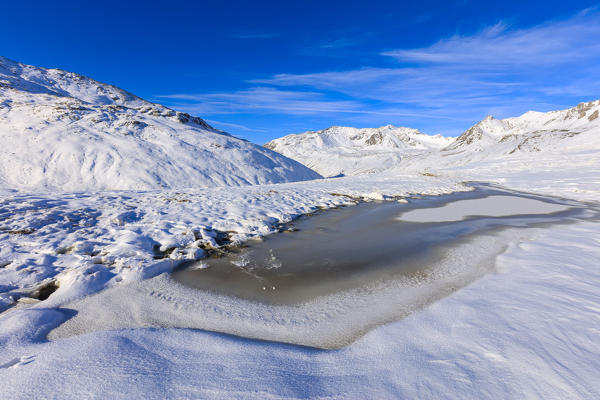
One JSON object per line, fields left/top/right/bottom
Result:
{"left": 254, "top": 10, "right": 600, "bottom": 118}
{"left": 313, "top": 36, "right": 365, "bottom": 50}
{"left": 159, "top": 10, "right": 600, "bottom": 137}
{"left": 204, "top": 119, "right": 266, "bottom": 133}
{"left": 232, "top": 32, "right": 280, "bottom": 39}
{"left": 300, "top": 29, "right": 375, "bottom": 57}
{"left": 382, "top": 18, "right": 600, "bottom": 66}
{"left": 158, "top": 86, "right": 473, "bottom": 128}
{"left": 157, "top": 87, "right": 364, "bottom": 115}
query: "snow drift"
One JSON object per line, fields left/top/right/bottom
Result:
{"left": 0, "top": 56, "right": 321, "bottom": 191}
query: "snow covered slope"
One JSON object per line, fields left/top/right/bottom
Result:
{"left": 265, "top": 125, "right": 452, "bottom": 177}
{"left": 390, "top": 100, "right": 600, "bottom": 192}
{"left": 439, "top": 100, "right": 600, "bottom": 162}
{"left": 266, "top": 101, "right": 600, "bottom": 177}
{"left": 0, "top": 56, "right": 321, "bottom": 191}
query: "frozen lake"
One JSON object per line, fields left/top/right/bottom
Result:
{"left": 172, "top": 185, "right": 576, "bottom": 305}
{"left": 49, "top": 185, "right": 597, "bottom": 348}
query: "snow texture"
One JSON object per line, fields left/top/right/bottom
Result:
{"left": 1, "top": 221, "right": 599, "bottom": 399}
{"left": 0, "top": 56, "right": 321, "bottom": 191}
{"left": 1, "top": 57, "right": 599, "bottom": 399}
{"left": 265, "top": 125, "right": 453, "bottom": 177}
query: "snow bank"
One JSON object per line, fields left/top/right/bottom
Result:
{"left": 0, "top": 173, "right": 470, "bottom": 312}
{"left": 1, "top": 221, "right": 599, "bottom": 399}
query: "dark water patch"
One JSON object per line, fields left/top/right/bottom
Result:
{"left": 173, "top": 184, "right": 596, "bottom": 305}
{"left": 32, "top": 280, "right": 60, "bottom": 301}
{"left": 49, "top": 184, "right": 600, "bottom": 349}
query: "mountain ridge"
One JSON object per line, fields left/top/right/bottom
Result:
{"left": 446, "top": 100, "right": 600, "bottom": 153}
{"left": 265, "top": 125, "right": 453, "bottom": 177}
{"left": 0, "top": 56, "right": 322, "bottom": 191}
{"left": 265, "top": 100, "right": 600, "bottom": 176}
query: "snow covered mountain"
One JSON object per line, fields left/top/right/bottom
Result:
{"left": 439, "top": 100, "right": 600, "bottom": 160}
{"left": 0, "top": 56, "right": 321, "bottom": 191}
{"left": 264, "top": 125, "right": 453, "bottom": 177}
{"left": 266, "top": 101, "right": 600, "bottom": 176}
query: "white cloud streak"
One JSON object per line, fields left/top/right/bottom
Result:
{"left": 382, "top": 18, "right": 600, "bottom": 66}
{"left": 203, "top": 119, "right": 266, "bottom": 132}
{"left": 158, "top": 87, "right": 364, "bottom": 115}
{"left": 232, "top": 33, "right": 280, "bottom": 39}
{"left": 159, "top": 10, "right": 600, "bottom": 134}
{"left": 253, "top": 11, "right": 600, "bottom": 117}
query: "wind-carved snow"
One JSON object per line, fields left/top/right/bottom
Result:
{"left": 2, "top": 216, "right": 600, "bottom": 399}
{"left": 0, "top": 56, "right": 321, "bottom": 191}
{"left": 264, "top": 125, "right": 453, "bottom": 177}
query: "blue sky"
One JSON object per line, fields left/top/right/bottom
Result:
{"left": 2, "top": 1, "right": 600, "bottom": 142}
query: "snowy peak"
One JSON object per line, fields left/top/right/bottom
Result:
{"left": 0, "top": 56, "right": 321, "bottom": 191}
{"left": 447, "top": 100, "right": 600, "bottom": 152}
{"left": 0, "top": 56, "right": 214, "bottom": 131}
{"left": 265, "top": 125, "right": 453, "bottom": 177}
{"left": 0, "top": 56, "right": 144, "bottom": 106}
{"left": 446, "top": 115, "right": 513, "bottom": 149}
{"left": 266, "top": 125, "right": 451, "bottom": 153}
{"left": 266, "top": 99, "right": 600, "bottom": 177}
{"left": 506, "top": 99, "right": 600, "bottom": 130}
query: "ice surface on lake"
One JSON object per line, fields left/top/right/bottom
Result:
{"left": 47, "top": 189, "right": 593, "bottom": 349}
{"left": 398, "top": 195, "right": 570, "bottom": 222}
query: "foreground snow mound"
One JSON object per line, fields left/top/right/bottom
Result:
{"left": 265, "top": 125, "right": 452, "bottom": 177}
{"left": 0, "top": 173, "right": 469, "bottom": 313}
{"left": 0, "top": 56, "right": 321, "bottom": 191}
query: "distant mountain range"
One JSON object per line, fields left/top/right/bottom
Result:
{"left": 265, "top": 126, "right": 453, "bottom": 177}
{"left": 0, "top": 56, "right": 321, "bottom": 191}
{"left": 2, "top": 56, "right": 598, "bottom": 190}
{"left": 266, "top": 100, "right": 600, "bottom": 177}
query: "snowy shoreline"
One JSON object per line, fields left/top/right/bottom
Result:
{"left": 0, "top": 173, "right": 471, "bottom": 313}
{"left": 1, "top": 213, "right": 599, "bottom": 399}
{"left": 2, "top": 168, "right": 598, "bottom": 313}
{"left": 0, "top": 170, "right": 599, "bottom": 398}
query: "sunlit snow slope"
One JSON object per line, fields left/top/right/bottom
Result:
{"left": 436, "top": 100, "right": 600, "bottom": 162}
{"left": 0, "top": 56, "right": 321, "bottom": 191}
{"left": 266, "top": 101, "right": 600, "bottom": 177}
{"left": 265, "top": 125, "right": 453, "bottom": 177}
